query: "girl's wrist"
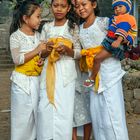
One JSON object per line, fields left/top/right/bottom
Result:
{"left": 35, "top": 46, "right": 40, "bottom": 55}
{"left": 65, "top": 47, "right": 74, "bottom": 57}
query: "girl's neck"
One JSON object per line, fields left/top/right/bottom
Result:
{"left": 20, "top": 24, "right": 34, "bottom": 36}
{"left": 83, "top": 14, "right": 96, "bottom": 28}
{"left": 54, "top": 18, "right": 67, "bottom": 26}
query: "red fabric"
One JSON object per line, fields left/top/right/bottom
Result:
{"left": 107, "top": 31, "right": 116, "bottom": 39}
{"left": 125, "top": 45, "right": 140, "bottom": 60}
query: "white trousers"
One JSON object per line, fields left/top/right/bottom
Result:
{"left": 11, "top": 77, "right": 39, "bottom": 140}
{"left": 90, "top": 80, "right": 129, "bottom": 140}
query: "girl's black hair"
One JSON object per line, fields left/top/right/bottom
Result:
{"left": 90, "top": 0, "right": 100, "bottom": 16}
{"left": 51, "top": 0, "right": 78, "bottom": 30}
{"left": 10, "top": 0, "right": 40, "bottom": 35}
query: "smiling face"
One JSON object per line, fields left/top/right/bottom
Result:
{"left": 75, "top": 0, "right": 97, "bottom": 20}
{"left": 51, "top": 0, "right": 71, "bottom": 21}
{"left": 114, "top": 5, "right": 127, "bottom": 15}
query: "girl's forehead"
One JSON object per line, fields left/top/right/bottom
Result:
{"left": 53, "top": 0, "right": 67, "bottom": 3}
{"left": 76, "top": 0, "right": 88, "bottom": 4}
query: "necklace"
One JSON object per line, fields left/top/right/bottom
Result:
{"left": 29, "top": 35, "right": 36, "bottom": 44}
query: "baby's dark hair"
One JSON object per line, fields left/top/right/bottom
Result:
{"left": 51, "top": 0, "right": 77, "bottom": 30}
{"left": 10, "top": 0, "right": 40, "bottom": 35}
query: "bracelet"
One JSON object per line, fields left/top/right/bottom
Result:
{"left": 41, "top": 57, "right": 45, "bottom": 61}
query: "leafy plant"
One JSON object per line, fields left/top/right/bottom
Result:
{"left": 9, "top": 0, "right": 50, "bottom": 9}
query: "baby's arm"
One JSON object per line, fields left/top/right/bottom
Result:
{"left": 111, "top": 35, "right": 123, "bottom": 48}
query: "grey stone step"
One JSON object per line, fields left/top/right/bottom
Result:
{"left": 0, "top": 64, "right": 14, "bottom": 69}
{"left": 0, "top": 48, "right": 7, "bottom": 50}
{"left": 0, "top": 50, "right": 7, "bottom": 54}
{"left": 0, "top": 55, "right": 12, "bottom": 59}
{"left": 0, "top": 60, "right": 13, "bottom": 64}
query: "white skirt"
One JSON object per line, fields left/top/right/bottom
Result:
{"left": 11, "top": 76, "right": 39, "bottom": 140}
{"left": 37, "top": 63, "right": 76, "bottom": 140}
{"left": 90, "top": 79, "right": 129, "bottom": 140}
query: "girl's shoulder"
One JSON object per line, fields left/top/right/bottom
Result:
{"left": 96, "top": 17, "right": 109, "bottom": 32}
{"left": 10, "top": 29, "right": 22, "bottom": 41}
{"left": 42, "top": 21, "right": 53, "bottom": 31}
{"left": 96, "top": 17, "right": 109, "bottom": 26}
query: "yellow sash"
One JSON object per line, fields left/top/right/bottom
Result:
{"left": 79, "top": 46, "right": 103, "bottom": 92}
{"left": 15, "top": 55, "right": 43, "bottom": 76}
{"left": 46, "top": 37, "right": 73, "bottom": 106}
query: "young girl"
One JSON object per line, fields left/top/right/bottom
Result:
{"left": 83, "top": 0, "right": 137, "bottom": 88}
{"left": 71, "top": 1, "right": 92, "bottom": 140}
{"left": 37, "top": 0, "right": 81, "bottom": 140}
{"left": 75, "top": 0, "right": 129, "bottom": 140}
{"left": 73, "top": 64, "right": 92, "bottom": 140}
{"left": 9, "top": 1, "right": 47, "bottom": 140}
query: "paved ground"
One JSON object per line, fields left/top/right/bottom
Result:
{"left": 0, "top": 68, "right": 140, "bottom": 140}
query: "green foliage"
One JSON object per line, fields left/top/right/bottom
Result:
{"left": 9, "top": 0, "right": 50, "bottom": 9}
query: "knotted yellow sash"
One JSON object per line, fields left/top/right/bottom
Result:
{"left": 15, "top": 55, "right": 43, "bottom": 76}
{"left": 79, "top": 46, "right": 103, "bottom": 92}
{"left": 46, "top": 37, "right": 73, "bottom": 106}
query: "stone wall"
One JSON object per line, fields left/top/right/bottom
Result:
{"left": 98, "top": 0, "right": 113, "bottom": 17}
{"left": 0, "top": 0, "right": 11, "bottom": 24}
{"left": 122, "top": 59, "right": 140, "bottom": 114}
{"left": 0, "top": 24, "right": 10, "bottom": 51}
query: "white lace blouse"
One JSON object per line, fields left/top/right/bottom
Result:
{"left": 79, "top": 17, "right": 125, "bottom": 93}
{"left": 41, "top": 20, "right": 81, "bottom": 59}
{"left": 40, "top": 20, "right": 81, "bottom": 88}
{"left": 10, "top": 29, "right": 40, "bottom": 65}
{"left": 10, "top": 29, "right": 41, "bottom": 94}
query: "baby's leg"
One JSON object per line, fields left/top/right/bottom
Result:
{"left": 90, "top": 48, "right": 112, "bottom": 80}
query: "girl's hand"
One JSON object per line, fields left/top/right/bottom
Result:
{"left": 46, "top": 41, "right": 54, "bottom": 54}
{"left": 55, "top": 45, "right": 66, "bottom": 55}
{"left": 56, "top": 44, "right": 74, "bottom": 57}
{"left": 39, "top": 41, "right": 54, "bottom": 58}
{"left": 36, "top": 41, "right": 47, "bottom": 54}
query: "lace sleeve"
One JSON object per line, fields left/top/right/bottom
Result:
{"left": 71, "top": 25, "right": 81, "bottom": 59}
{"left": 98, "top": 17, "right": 109, "bottom": 34}
{"left": 10, "top": 34, "right": 24, "bottom": 65}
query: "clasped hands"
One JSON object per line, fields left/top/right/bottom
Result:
{"left": 45, "top": 41, "right": 68, "bottom": 55}
{"left": 37, "top": 40, "right": 70, "bottom": 67}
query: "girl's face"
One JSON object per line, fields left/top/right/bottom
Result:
{"left": 51, "top": 0, "right": 70, "bottom": 20}
{"left": 75, "top": 0, "right": 96, "bottom": 19}
{"left": 114, "top": 5, "right": 127, "bottom": 15}
{"left": 24, "top": 7, "right": 41, "bottom": 30}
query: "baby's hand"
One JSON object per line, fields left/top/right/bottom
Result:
{"left": 111, "top": 40, "right": 120, "bottom": 48}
